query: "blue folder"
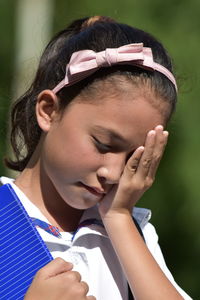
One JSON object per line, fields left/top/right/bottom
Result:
{"left": 0, "top": 183, "right": 53, "bottom": 300}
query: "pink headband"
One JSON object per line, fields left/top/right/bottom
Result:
{"left": 52, "top": 43, "right": 177, "bottom": 93}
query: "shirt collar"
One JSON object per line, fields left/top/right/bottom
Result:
{"left": 0, "top": 176, "right": 151, "bottom": 234}
{"left": 78, "top": 203, "right": 151, "bottom": 231}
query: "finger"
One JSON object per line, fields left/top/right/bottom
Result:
{"left": 87, "top": 296, "right": 96, "bottom": 300}
{"left": 154, "top": 126, "right": 168, "bottom": 158}
{"left": 64, "top": 270, "right": 82, "bottom": 282}
{"left": 36, "top": 258, "right": 73, "bottom": 279}
{"left": 148, "top": 127, "right": 168, "bottom": 179}
{"left": 47, "top": 270, "right": 83, "bottom": 291}
{"left": 125, "top": 146, "right": 144, "bottom": 176}
{"left": 136, "top": 130, "right": 156, "bottom": 178}
{"left": 78, "top": 280, "right": 89, "bottom": 295}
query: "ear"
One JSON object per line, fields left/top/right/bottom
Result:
{"left": 36, "top": 90, "right": 60, "bottom": 132}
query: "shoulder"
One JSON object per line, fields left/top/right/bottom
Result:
{"left": 133, "top": 207, "right": 193, "bottom": 299}
{"left": 133, "top": 207, "right": 159, "bottom": 250}
{"left": 133, "top": 207, "right": 166, "bottom": 258}
{"left": 133, "top": 207, "right": 168, "bottom": 264}
{"left": 0, "top": 176, "right": 14, "bottom": 185}
{"left": 132, "top": 206, "right": 152, "bottom": 229}
{"left": 0, "top": 176, "right": 40, "bottom": 213}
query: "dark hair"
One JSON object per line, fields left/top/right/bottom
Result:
{"left": 5, "top": 16, "right": 177, "bottom": 172}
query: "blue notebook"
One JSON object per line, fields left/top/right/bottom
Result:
{"left": 0, "top": 183, "right": 53, "bottom": 300}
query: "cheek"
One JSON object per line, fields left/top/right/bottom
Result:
{"left": 43, "top": 130, "right": 101, "bottom": 177}
{"left": 66, "top": 138, "right": 101, "bottom": 173}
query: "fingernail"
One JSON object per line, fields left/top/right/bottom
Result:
{"left": 155, "top": 125, "right": 163, "bottom": 130}
{"left": 163, "top": 131, "right": 169, "bottom": 137}
{"left": 148, "top": 130, "right": 155, "bottom": 136}
{"left": 138, "top": 146, "right": 144, "bottom": 151}
{"left": 67, "top": 262, "right": 74, "bottom": 268}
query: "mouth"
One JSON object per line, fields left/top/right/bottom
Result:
{"left": 80, "top": 183, "right": 106, "bottom": 197}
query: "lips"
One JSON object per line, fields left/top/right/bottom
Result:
{"left": 80, "top": 183, "right": 106, "bottom": 197}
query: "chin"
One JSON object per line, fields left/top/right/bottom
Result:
{"left": 73, "top": 199, "right": 99, "bottom": 210}
{"left": 58, "top": 185, "right": 101, "bottom": 210}
{"left": 61, "top": 194, "right": 98, "bottom": 210}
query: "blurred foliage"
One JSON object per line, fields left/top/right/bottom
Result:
{"left": 0, "top": 0, "right": 199, "bottom": 298}
{"left": 0, "top": 0, "right": 16, "bottom": 168}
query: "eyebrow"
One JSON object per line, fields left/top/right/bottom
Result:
{"left": 93, "top": 125, "right": 129, "bottom": 145}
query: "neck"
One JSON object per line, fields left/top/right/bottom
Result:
{"left": 14, "top": 156, "right": 83, "bottom": 232}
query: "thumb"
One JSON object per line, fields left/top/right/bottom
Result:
{"left": 36, "top": 257, "right": 73, "bottom": 279}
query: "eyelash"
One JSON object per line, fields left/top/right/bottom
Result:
{"left": 92, "top": 136, "right": 136, "bottom": 159}
{"left": 92, "top": 137, "right": 112, "bottom": 152}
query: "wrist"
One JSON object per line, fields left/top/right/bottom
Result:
{"left": 100, "top": 207, "right": 133, "bottom": 227}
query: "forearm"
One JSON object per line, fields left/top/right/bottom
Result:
{"left": 102, "top": 211, "right": 183, "bottom": 300}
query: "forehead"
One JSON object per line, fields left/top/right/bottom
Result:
{"left": 76, "top": 75, "right": 169, "bottom": 118}
{"left": 74, "top": 73, "right": 171, "bottom": 121}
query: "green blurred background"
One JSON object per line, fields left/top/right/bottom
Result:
{"left": 0, "top": 0, "right": 199, "bottom": 298}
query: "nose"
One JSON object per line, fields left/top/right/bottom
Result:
{"left": 97, "top": 153, "right": 126, "bottom": 184}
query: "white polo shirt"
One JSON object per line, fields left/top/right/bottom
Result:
{"left": 0, "top": 176, "right": 192, "bottom": 300}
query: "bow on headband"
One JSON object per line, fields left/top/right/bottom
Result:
{"left": 52, "top": 43, "right": 177, "bottom": 93}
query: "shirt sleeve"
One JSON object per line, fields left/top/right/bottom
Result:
{"left": 142, "top": 222, "right": 193, "bottom": 300}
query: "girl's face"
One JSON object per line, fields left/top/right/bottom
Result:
{"left": 40, "top": 84, "right": 169, "bottom": 210}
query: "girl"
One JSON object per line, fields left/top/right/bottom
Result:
{"left": 1, "top": 16, "right": 192, "bottom": 299}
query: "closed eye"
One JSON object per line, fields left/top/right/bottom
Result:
{"left": 92, "top": 136, "right": 112, "bottom": 153}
